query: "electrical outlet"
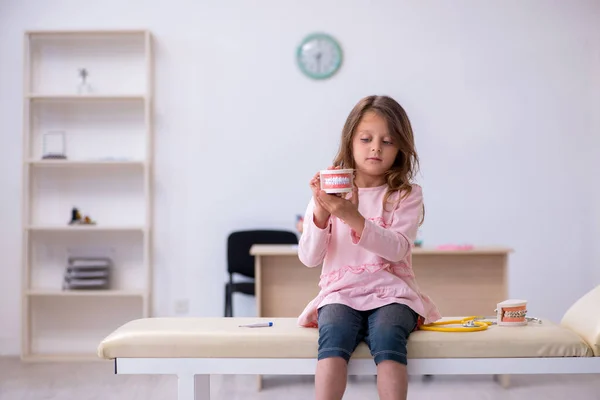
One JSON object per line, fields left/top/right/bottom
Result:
{"left": 174, "top": 299, "right": 189, "bottom": 315}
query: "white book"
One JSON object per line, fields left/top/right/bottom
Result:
{"left": 69, "top": 260, "right": 111, "bottom": 268}
{"left": 64, "top": 278, "right": 108, "bottom": 286}
{"left": 65, "top": 270, "right": 109, "bottom": 279}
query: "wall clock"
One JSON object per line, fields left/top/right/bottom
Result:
{"left": 296, "top": 33, "right": 343, "bottom": 80}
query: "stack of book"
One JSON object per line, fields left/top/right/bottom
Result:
{"left": 63, "top": 257, "right": 111, "bottom": 290}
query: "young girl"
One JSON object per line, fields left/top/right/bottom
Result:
{"left": 297, "top": 95, "right": 441, "bottom": 400}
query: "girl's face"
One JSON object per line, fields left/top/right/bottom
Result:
{"left": 352, "top": 111, "right": 399, "bottom": 180}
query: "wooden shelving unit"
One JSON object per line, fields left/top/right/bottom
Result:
{"left": 21, "top": 30, "right": 153, "bottom": 361}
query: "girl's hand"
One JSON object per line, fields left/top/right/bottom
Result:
{"left": 315, "top": 181, "right": 364, "bottom": 235}
{"left": 315, "top": 187, "right": 358, "bottom": 221}
{"left": 310, "top": 166, "right": 337, "bottom": 228}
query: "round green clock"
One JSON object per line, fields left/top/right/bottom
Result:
{"left": 296, "top": 33, "right": 343, "bottom": 80}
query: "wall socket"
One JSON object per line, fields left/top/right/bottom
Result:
{"left": 174, "top": 299, "right": 189, "bottom": 315}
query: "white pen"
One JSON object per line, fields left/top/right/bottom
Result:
{"left": 239, "top": 322, "right": 273, "bottom": 328}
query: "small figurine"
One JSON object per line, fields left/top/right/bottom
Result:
{"left": 79, "top": 68, "right": 88, "bottom": 83}
{"left": 68, "top": 207, "right": 96, "bottom": 225}
{"left": 69, "top": 207, "right": 82, "bottom": 225}
{"left": 77, "top": 68, "right": 92, "bottom": 94}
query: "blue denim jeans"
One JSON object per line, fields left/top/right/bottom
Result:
{"left": 317, "top": 303, "right": 419, "bottom": 365}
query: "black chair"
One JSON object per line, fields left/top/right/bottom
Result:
{"left": 224, "top": 229, "right": 299, "bottom": 317}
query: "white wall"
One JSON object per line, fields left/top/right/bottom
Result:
{"left": 1, "top": 0, "right": 599, "bottom": 355}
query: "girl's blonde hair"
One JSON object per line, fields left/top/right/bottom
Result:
{"left": 332, "top": 95, "right": 424, "bottom": 223}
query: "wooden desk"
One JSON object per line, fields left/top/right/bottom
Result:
{"left": 250, "top": 245, "right": 513, "bottom": 318}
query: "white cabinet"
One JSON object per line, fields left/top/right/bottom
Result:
{"left": 21, "top": 30, "right": 153, "bottom": 361}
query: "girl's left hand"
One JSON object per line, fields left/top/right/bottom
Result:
{"left": 315, "top": 184, "right": 360, "bottom": 223}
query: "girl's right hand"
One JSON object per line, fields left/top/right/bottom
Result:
{"left": 310, "top": 166, "right": 337, "bottom": 228}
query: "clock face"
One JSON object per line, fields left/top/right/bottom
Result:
{"left": 296, "top": 33, "right": 343, "bottom": 80}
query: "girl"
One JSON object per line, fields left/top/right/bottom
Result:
{"left": 297, "top": 95, "right": 441, "bottom": 400}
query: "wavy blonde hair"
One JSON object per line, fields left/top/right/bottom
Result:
{"left": 332, "top": 95, "right": 424, "bottom": 224}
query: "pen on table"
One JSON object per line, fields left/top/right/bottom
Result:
{"left": 239, "top": 322, "right": 273, "bottom": 328}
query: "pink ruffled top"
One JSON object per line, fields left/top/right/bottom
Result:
{"left": 297, "top": 183, "right": 442, "bottom": 328}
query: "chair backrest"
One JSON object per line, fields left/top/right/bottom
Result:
{"left": 227, "top": 229, "right": 299, "bottom": 279}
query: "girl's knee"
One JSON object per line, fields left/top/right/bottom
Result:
{"left": 366, "top": 304, "right": 419, "bottom": 365}
{"left": 369, "top": 303, "right": 419, "bottom": 337}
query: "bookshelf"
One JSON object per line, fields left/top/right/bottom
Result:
{"left": 21, "top": 30, "right": 153, "bottom": 361}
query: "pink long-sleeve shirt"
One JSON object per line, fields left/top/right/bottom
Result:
{"left": 297, "top": 183, "right": 442, "bottom": 328}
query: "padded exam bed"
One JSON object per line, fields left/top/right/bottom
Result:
{"left": 98, "top": 285, "right": 600, "bottom": 400}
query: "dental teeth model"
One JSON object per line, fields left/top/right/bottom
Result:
{"left": 320, "top": 169, "right": 354, "bottom": 194}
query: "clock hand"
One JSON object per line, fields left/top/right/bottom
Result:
{"left": 316, "top": 52, "right": 322, "bottom": 73}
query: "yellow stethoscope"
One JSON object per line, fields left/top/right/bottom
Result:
{"left": 419, "top": 315, "right": 542, "bottom": 332}
{"left": 419, "top": 316, "right": 494, "bottom": 332}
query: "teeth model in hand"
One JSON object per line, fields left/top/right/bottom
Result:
{"left": 320, "top": 169, "right": 354, "bottom": 194}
